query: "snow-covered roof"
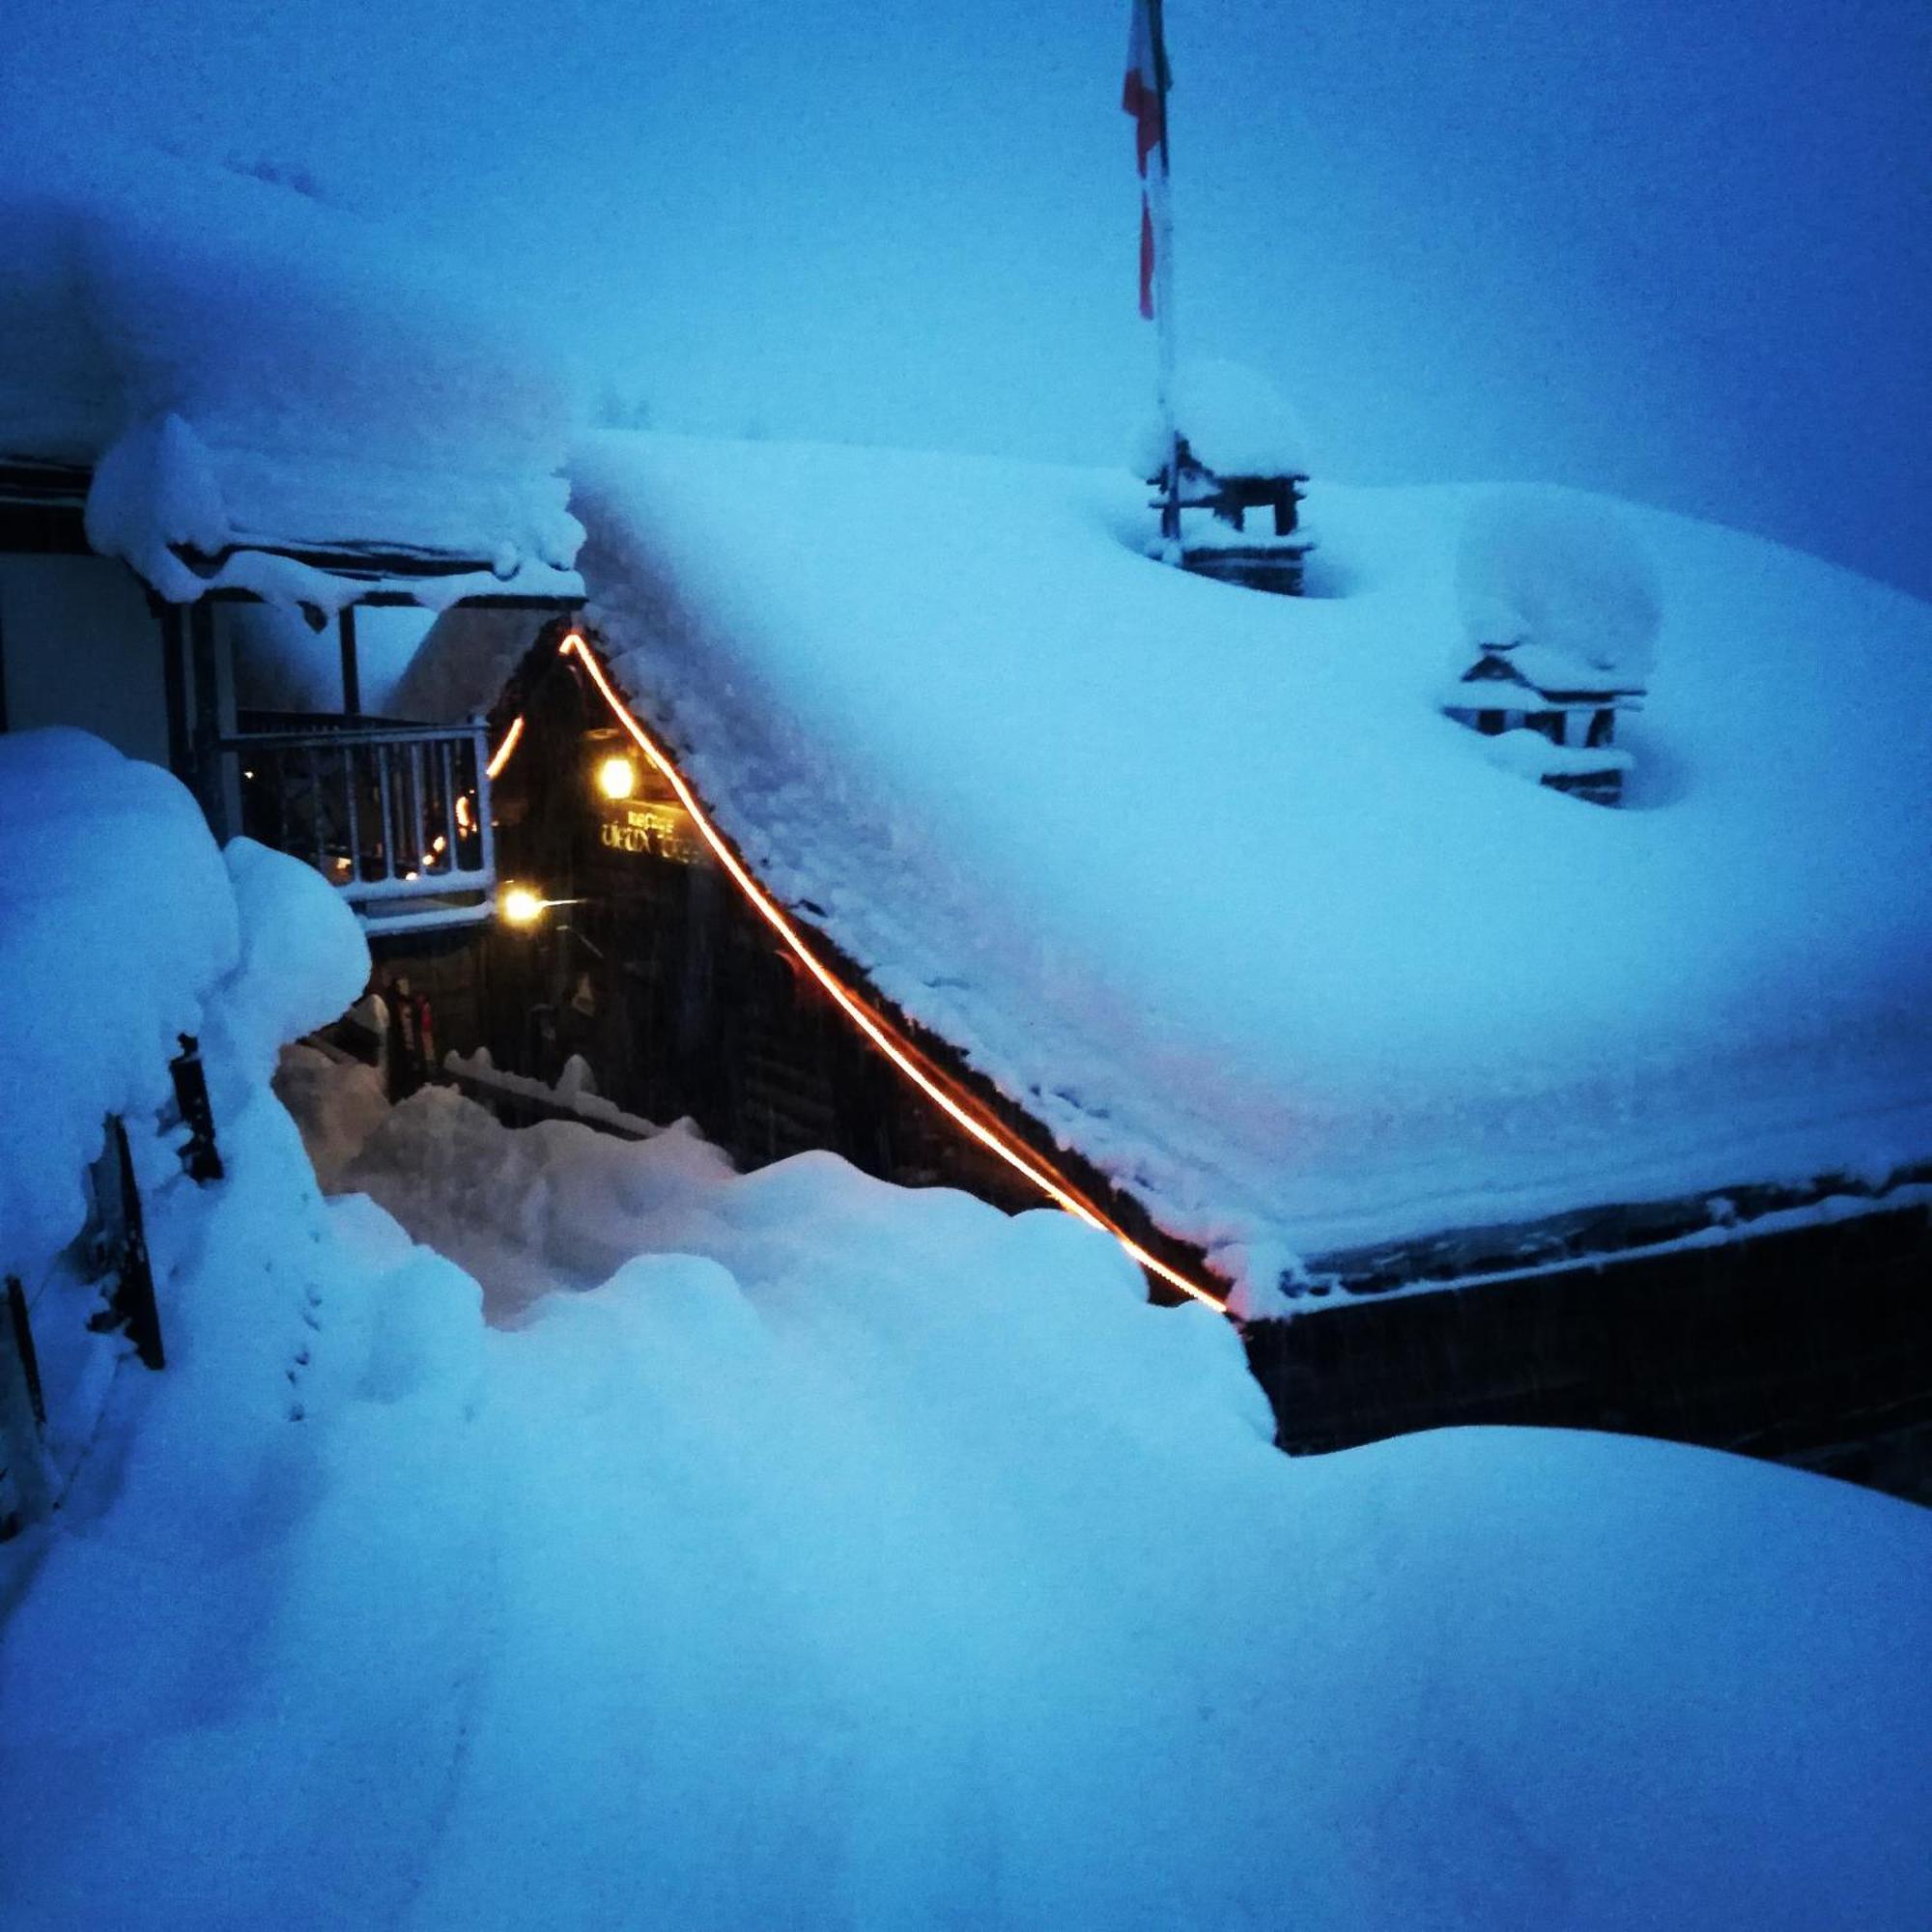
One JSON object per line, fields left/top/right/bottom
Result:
{"left": 1448, "top": 645, "right": 1644, "bottom": 702}
{"left": 572, "top": 432, "right": 1932, "bottom": 1293}
{"left": 0, "top": 126, "right": 582, "bottom": 611}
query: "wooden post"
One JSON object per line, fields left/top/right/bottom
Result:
{"left": 158, "top": 599, "right": 190, "bottom": 780}
{"left": 1148, "top": 0, "right": 1183, "bottom": 552}
{"left": 169, "top": 1034, "right": 223, "bottom": 1183}
{"left": 339, "top": 606, "right": 362, "bottom": 717}
{"left": 83, "top": 1120, "right": 165, "bottom": 1372}
{"left": 1, "top": 1276, "right": 54, "bottom": 1535}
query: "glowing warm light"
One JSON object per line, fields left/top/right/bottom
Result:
{"left": 596, "top": 754, "right": 638, "bottom": 801}
{"left": 499, "top": 884, "right": 546, "bottom": 926}
{"left": 485, "top": 715, "right": 526, "bottom": 781}
{"left": 557, "top": 631, "right": 1226, "bottom": 1312}
{"left": 456, "top": 795, "right": 475, "bottom": 834}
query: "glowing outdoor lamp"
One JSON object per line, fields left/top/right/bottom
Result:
{"left": 595, "top": 753, "right": 638, "bottom": 801}
{"left": 498, "top": 883, "right": 548, "bottom": 927}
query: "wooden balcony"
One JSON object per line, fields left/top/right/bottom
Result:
{"left": 221, "top": 716, "right": 497, "bottom": 935}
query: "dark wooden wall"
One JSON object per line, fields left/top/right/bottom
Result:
{"left": 1245, "top": 1197, "right": 1932, "bottom": 1502}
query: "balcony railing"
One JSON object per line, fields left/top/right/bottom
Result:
{"left": 221, "top": 719, "right": 497, "bottom": 935}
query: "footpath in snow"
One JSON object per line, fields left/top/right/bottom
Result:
{"left": 3, "top": 732, "right": 1931, "bottom": 1929}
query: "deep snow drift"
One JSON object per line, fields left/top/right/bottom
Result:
{"left": 565, "top": 433, "right": 1932, "bottom": 1285}
{"left": 4, "top": 731, "right": 1930, "bottom": 1928}
{"left": 11, "top": 1045, "right": 1932, "bottom": 1930}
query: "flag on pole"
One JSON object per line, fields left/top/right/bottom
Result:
{"left": 1122, "top": 0, "right": 1166, "bottom": 319}
{"left": 1122, "top": 0, "right": 1165, "bottom": 177}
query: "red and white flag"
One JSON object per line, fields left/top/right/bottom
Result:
{"left": 1122, "top": 0, "right": 1165, "bottom": 177}
{"left": 1122, "top": 0, "right": 1167, "bottom": 319}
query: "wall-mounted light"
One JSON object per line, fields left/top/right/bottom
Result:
{"left": 596, "top": 754, "right": 638, "bottom": 801}
{"left": 498, "top": 883, "right": 547, "bottom": 926}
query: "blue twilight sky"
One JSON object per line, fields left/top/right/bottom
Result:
{"left": 8, "top": 0, "right": 1929, "bottom": 598}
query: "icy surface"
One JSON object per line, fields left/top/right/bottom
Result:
{"left": 5, "top": 1031, "right": 1930, "bottom": 1929}
{"left": 573, "top": 432, "right": 1932, "bottom": 1277}
{"left": 0, "top": 121, "right": 582, "bottom": 608}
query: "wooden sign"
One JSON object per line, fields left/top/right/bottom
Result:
{"left": 598, "top": 798, "right": 699, "bottom": 865}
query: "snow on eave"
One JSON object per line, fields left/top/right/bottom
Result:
{"left": 1451, "top": 645, "right": 1645, "bottom": 704}
{"left": 0, "top": 127, "right": 583, "bottom": 611}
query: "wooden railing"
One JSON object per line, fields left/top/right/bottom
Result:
{"left": 222, "top": 720, "right": 497, "bottom": 935}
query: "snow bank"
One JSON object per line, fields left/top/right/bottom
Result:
{"left": 209, "top": 840, "right": 369, "bottom": 1092}
{"left": 0, "top": 733, "right": 368, "bottom": 1289}
{"left": 11, "top": 1048, "right": 1924, "bottom": 1929}
{"left": 574, "top": 432, "right": 1932, "bottom": 1273}
{"left": 0, "top": 119, "right": 582, "bottom": 610}
{"left": 0, "top": 731, "right": 235, "bottom": 1283}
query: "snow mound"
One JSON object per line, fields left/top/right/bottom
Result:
{"left": 0, "top": 733, "right": 369, "bottom": 1289}
{"left": 9, "top": 1044, "right": 1927, "bottom": 1928}
{"left": 208, "top": 839, "right": 369, "bottom": 1093}
{"left": 0, "top": 730, "right": 237, "bottom": 1283}
{"left": 1456, "top": 485, "right": 1662, "bottom": 683}
{"left": 1133, "top": 355, "right": 1313, "bottom": 478}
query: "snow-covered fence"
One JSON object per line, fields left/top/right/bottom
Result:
{"left": 2, "top": 1120, "right": 162, "bottom": 1537}
{"left": 0, "top": 1038, "right": 226, "bottom": 1537}
{"left": 216, "top": 720, "right": 497, "bottom": 935}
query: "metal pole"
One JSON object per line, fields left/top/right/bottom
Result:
{"left": 439, "top": 740, "right": 458, "bottom": 874}
{"left": 342, "top": 742, "right": 362, "bottom": 887}
{"left": 376, "top": 746, "right": 396, "bottom": 880}
{"left": 1148, "top": 0, "right": 1182, "bottom": 552}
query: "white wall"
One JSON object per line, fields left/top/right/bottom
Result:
{"left": 0, "top": 554, "right": 169, "bottom": 766}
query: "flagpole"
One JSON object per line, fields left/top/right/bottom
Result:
{"left": 1147, "top": 0, "right": 1182, "bottom": 553}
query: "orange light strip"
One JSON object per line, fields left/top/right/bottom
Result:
{"left": 557, "top": 630, "right": 1228, "bottom": 1313}
{"left": 485, "top": 713, "right": 526, "bottom": 781}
